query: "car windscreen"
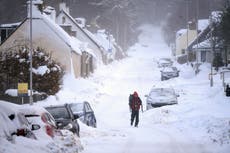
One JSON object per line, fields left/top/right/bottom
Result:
{"left": 150, "top": 88, "right": 174, "bottom": 97}
{"left": 163, "top": 67, "right": 174, "bottom": 72}
{"left": 45, "top": 107, "right": 70, "bottom": 119}
{"left": 159, "top": 58, "right": 171, "bottom": 62}
{"left": 70, "top": 103, "right": 84, "bottom": 114}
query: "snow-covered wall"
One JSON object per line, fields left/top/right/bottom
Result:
{"left": 176, "top": 29, "right": 197, "bottom": 56}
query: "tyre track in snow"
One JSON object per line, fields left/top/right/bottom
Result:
{"left": 121, "top": 125, "right": 209, "bottom": 153}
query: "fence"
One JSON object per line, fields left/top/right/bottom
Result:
{"left": 0, "top": 93, "right": 47, "bottom": 105}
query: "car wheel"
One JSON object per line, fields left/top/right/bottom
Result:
{"left": 92, "top": 118, "right": 97, "bottom": 128}
{"left": 86, "top": 121, "right": 90, "bottom": 126}
{"left": 73, "top": 121, "right": 80, "bottom": 137}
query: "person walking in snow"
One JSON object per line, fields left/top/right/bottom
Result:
{"left": 225, "top": 84, "right": 230, "bottom": 97}
{"left": 129, "top": 91, "right": 143, "bottom": 127}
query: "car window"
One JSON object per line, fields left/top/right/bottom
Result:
{"left": 46, "top": 107, "right": 70, "bottom": 119}
{"left": 162, "top": 88, "right": 174, "bottom": 94}
{"left": 163, "top": 67, "right": 173, "bottom": 72}
{"left": 172, "top": 67, "right": 177, "bottom": 71}
{"left": 160, "top": 58, "right": 171, "bottom": 62}
{"left": 44, "top": 113, "right": 56, "bottom": 126}
{"left": 41, "top": 113, "right": 48, "bottom": 123}
{"left": 85, "top": 103, "right": 92, "bottom": 113}
{"left": 70, "top": 103, "right": 84, "bottom": 114}
{"left": 150, "top": 88, "right": 162, "bottom": 96}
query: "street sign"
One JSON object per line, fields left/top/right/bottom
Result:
{"left": 18, "top": 83, "right": 28, "bottom": 97}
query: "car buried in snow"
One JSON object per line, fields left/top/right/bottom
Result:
{"left": 0, "top": 101, "right": 38, "bottom": 141}
{"left": 69, "top": 101, "right": 97, "bottom": 128}
{"left": 157, "top": 58, "right": 173, "bottom": 68}
{"left": 45, "top": 104, "right": 80, "bottom": 137}
{"left": 19, "top": 105, "right": 59, "bottom": 139}
{"left": 160, "top": 66, "right": 180, "bottom": 81}
{"left": 145, "top": 87, "right": 179, "bottom": 110}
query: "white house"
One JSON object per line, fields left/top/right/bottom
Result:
{"left": 175, "top": 28, "right": 197, "bottom": 56}
{"left": 56, "top": 3, "right": 105, "bottom": 65}
{"left": 0, "top": 0, "right": 83, "bottom": 78}
{"left": 187, "top": 13, "right": 224, "bottom": 64}
{"left": 175, "top": 19, "right": 210, "bottom": 63}
{"left": 55, "top": 3, "right": 125, "bottom": 65}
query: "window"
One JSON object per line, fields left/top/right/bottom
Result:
{"left": 62, "top": 17, "right": 66, "bottom": 24}
{"left": 182, "top": 49, "right": 185, "bottom": 54}
{"left": 85, "top": 103, "right": 92, "bottom": 113}
{"left": 46, "top": 107, "right": 70, "bottom": 119}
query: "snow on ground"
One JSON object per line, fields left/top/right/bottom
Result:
{"left": 78, "top": 24, "right": 230, "bottom": 153}
{"left": 1, "top": 24, "right": 230, "bottom": 153}
{"left": 42, "top": 24, "right": 230, "bottom": 153}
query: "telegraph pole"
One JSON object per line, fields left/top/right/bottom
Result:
{"left": 210, "top": 18, "right": 214, "bottom": 87}
{"left": 29, "top": 0, "right": 33, "bottom": 105}
{"left": 195, "top": 0, "right": 199, "bottom": 75}
{"left": 186, "top": 0, "right": 189, "bottom": 64}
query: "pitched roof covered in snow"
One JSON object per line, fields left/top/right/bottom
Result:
{"left": 0, "top": 6, "right": 82, "bottom": 55}
{"left": 57, "top": 9, "right": 103, "bottom": 52}
{"left": 42, "top": 14, "right": 82, "bottom": 55}
{"left": 0, "top": 22, "right": 21, "bottom": 28}
{"left": 198, "top": 19, "right": 209, "bottom": 31}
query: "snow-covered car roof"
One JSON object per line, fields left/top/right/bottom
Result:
{"left": 149, "top": 88, "right": 175, "bottom": 95}
{"left": 161, "top": 66, "right": 178, "bottom": 72}
{"left": 158, "top": 58, "right": 172, "bottom": 63}
{"left": 157, "top": 58, "right": 173, "bottom": 68}
{"left": 19, "top": 105, "right": 50, "bottom": 116}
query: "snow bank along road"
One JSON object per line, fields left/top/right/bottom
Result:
{"left": 79, "top": 25, "right": 230, "bottom": 153}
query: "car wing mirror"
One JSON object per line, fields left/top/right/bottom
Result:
{"left": 32, "top": 124, "right": 41, "bottom": 131}
{"left": 56, "top": 122, "right": 63, "bottom": 128}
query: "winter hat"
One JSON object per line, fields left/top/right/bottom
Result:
{"left": 133, "top": 91, "right": 138, "bottom": 97}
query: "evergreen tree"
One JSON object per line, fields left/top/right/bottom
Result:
{"left": 212, "top": 54, "right": 224, "bottom": 71}
{"left": 0, "top": 47, "right": 64, "bottom": 95}
{"left": 219, "top": 4, "right": 230, "bottom": 65}
{"left": 220, "top": 5, "right": 230, "bottom": 45}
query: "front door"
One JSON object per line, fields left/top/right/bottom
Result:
{"left": 201, "top": 51, "right": 206, "bottom": 62}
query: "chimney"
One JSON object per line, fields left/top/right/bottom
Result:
{"left": 75, "top": 18, "right": 86, "bottom": 28}
{"left": 59, "top": 2, "right": 69, "bottom": 14}
{"left": 27, "top": 0, "right": 43, "bottom": 18}
{"left": 44, "top": 6, "right": 56, "bottom": 22}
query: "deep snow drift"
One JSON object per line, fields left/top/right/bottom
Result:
{"left": 1, "top": 24, "right": 230, "bottom": 153}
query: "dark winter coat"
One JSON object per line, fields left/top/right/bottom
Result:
{"left": 129, "top": 94, "right": 142, "bottom": 111}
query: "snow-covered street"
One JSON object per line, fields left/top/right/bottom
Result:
{"left": 64, "top": 25, "right": 230, "bottom": 153}
{"left": 1, "top": 24, "right": 230, "bottom": 153}
{"left": 1, "top": 0, "right": 230, "bottom": 152}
